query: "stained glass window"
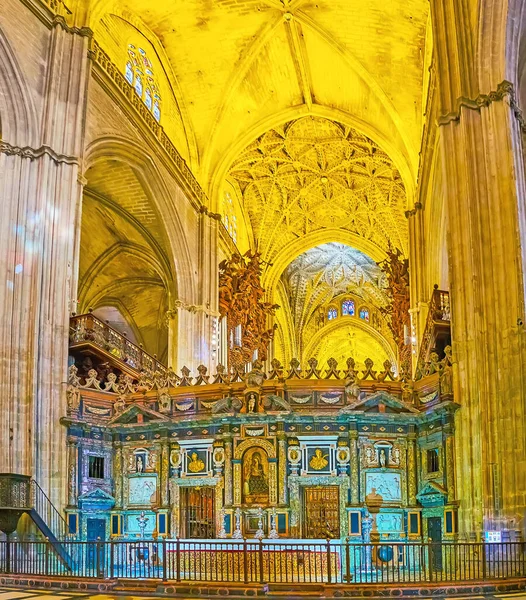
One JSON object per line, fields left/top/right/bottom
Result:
{"left": 342, "top": 299, "right": 355, "bottom": 316}
{"left": 222, "top": 191, "right": 237, "bottom": 244}
{"left": 125, "top": 44, "right": 161, "bottom": 122}
{"left": 134, "top": 73, "right": 143, "bottom": 97}
{"left": 359, "top": 308, "right": 369, "bottom": 322}
{"left": 153, "top": 99, "right": 161, "bottom": 122}
{"left": 328, "top": 307, "right": 338, "bottom": 321}
{"left": 145, "top": 87, "right": 153, "bottom": 110}
{"left": 125, "top": 62, "right": 133, "bottom": 84}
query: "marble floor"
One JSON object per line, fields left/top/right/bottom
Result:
{"left": 0, "top": 586, "right": 526, "bottom": 600}
{"left": 0, "top": 588, "right": 525, "bottom": 600}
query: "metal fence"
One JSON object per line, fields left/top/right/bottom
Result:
{"left": 0, "top": 539, "right": 525, "bottom": 584}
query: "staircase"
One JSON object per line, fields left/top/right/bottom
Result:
{"left": 0, "top": 474, "right": 73, "bottom": 570}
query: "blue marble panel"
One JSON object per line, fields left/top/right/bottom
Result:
{"left": 376, "top": 512, "right": 403, "bottom": 532}
{"left": 128, "top": 475, "right": 157, "bottom": 505}
{"left": 365, "top": 472, "right": 402, "bottom": 502}
{"left": 126, "top": 512, "right": 156, "bottom": 536}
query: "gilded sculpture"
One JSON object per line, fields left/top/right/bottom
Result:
{"left": 309, "top": 449, "right": 329, "bottom": 471}
{"left": 188, "top": 452, "right": 205, "bottom": 473}
{"left": 378, "top": 244, "right": 411, "bottom": 373}
{"left": 219, "top": 250, "right": 279, "bottom": 368}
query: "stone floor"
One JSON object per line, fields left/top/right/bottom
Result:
{"left": 0, "top": 587, "right": 525, "bottom": 600}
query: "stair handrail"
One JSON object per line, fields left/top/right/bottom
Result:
{"left": 30, "top": 479, "right": 69, "bottom": 541}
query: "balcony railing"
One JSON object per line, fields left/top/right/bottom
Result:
{"left": 69, "top": 313, "right": 167, "bottom": 376}
{"left": 417, "top": 286, "right": 451, "bottom": 367}
{"left": 88, "top": 39, "right": 208, "bottom": 208}
{"left": 0, "top": 539, "right": 524, "bottom": 585}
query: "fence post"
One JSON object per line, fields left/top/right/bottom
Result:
{"left": 176, "top": 537, "right": 181, "bottom": 582}
{"left": 482, "top": 541, "right": 487, "bottom": 580}
{"left": 258, "top": 539, "right": 264, "bottom": 583}
{"left": 345, "top": 538, "right": 351, "bottom": 583}
{"left": 45, "top": 537, "right": 50, "bottom": 576}
{"left": 5, "top": 535, "right": 11, "bottom": 574}
{"left": 162, "top": 537, "right": 167, "bottom": 582}
{"left": 428, "top": 542, "right": 433, "bottom": 583}
{"left": 326, "top": 539, "right": 332, "bottom": 584}
{"left": 96, "top": 537, "right": 102, "bottom": 578}
{"left": 110, "top": 540, "right": 114, "bottom": 579}
{"left": 243, "top": 538, "right": 248, "bottom": 584}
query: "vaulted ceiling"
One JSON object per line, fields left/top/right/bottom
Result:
{"left": 229, "top": 116, "right": 408, "bottom": 265}
{"left": 90, "top": 0, "right": 430, "bottom": 198}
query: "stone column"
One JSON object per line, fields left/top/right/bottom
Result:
{"left": 114, "top": 442, "right": 123, "bottom": 509}
{"left": 171, "top": 482, "right": 180, "bottom": 538}
{"left": 0, "top": 21, "right": 90, "bottom": 511}
{"left": 350, "top": 432, "right": 359, "bottom": 505}
{"left": 233, "top": 461, "right": 242, "bottom": 506}
{"left": 224, "top": 437, "right": 233, "bottom": 505}
{"left": 122, "top": 448, "right": 130, "bottom": 510}
{"left": 161, "top": 441, "right": 169, "bottom": 508}
{"left": 278, "top": 435, "right": 288, "bottom": 505}
{"left": 429, "top": 0, "right": 526, "bottom": 537}
{"left": 66, "top": 438, "right": 78, "bottom": 507}
{"left": 407, "top": 436, "right": 417, "bottom": 506}
{"left": 445, "top": 434, "right": 456, "bottom": 504}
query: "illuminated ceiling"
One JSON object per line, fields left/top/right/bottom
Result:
{"left": 229, "top": 116, "right": 408, "bottom": 264}
{"left": 281, "top": 243, "right": 388, "bottom": 331}
{"left": 90, "top": 0, "right": 430, "bottom": 190}
{"left": 306, "top": 321, "right": 395, "bottom": 372}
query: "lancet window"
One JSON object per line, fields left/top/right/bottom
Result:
{"left": 327, "top": 307, "right": 338, "bottom": 321}
{"left": 342, "top": 299, "right": 355, "bottom": 316}
{"left": 126, "top": 44, "right": 162, "bottom": 122}
{"left": 359, "top": 308, "right": 370, "bottom": 322}
{"left": 222, "top": 191, "right": 238, "bottom": 244}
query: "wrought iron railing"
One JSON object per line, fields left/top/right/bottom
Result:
{"left": 0, "top": 539, "right": 524, "bottom": 584}
{"left": 31, "top": 480, "right": 69, "bottom": 542}
{"left": 69, "top": 313, "right": 167, "bottom": 376}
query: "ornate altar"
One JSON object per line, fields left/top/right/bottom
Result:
{"left": 63, "top": 343, "right": 458, "bottom": 550}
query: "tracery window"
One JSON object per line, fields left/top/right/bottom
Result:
{"left": 359, "top": 308, "right": 369, "bottom": 322}
{"left": 327, "top": 307, "right": 338, "bottom": 321}
{"left": 126, "top": 44, "right": 162, "bottom": 122}
{"left": 222, "top": 191, "right": 237, "bottom": 244}
{"left": 342, "top": 299, "right": 355, "bottom": 316}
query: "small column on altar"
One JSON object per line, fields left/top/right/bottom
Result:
{"left": 67, "top": 437, "right": 79, "bottom": 508}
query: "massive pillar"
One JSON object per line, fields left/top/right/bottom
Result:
{"left": 0, "top": 19, "right": 90, "bottom": 509}
{"left": 430, "top": 0, "right": 526, "bottom": 538}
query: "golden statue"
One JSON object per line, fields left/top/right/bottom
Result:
{"left": 309, "top": 448, "right": 329, "bottom": 470}
{"left": 188, "top": 452, "right": 205, "bottom": 473}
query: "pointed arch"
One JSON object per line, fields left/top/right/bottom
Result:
{"left": 0, "top": 28, "right": 38, "bottom": 146}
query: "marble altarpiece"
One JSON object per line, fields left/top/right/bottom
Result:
{"left": 62, "top": 353, "right": 457, "bottom": 546}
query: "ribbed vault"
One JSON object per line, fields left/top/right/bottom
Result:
{"left": 229, "top": 116, "right": 408, "bottom": 266}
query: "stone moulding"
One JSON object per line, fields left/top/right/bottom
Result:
{"left": 438, "top": 80, "right": 525, "bottom": 131}
{"left": 0, "top": 141, "right": 79, "bottom": 165}
{"left": 87, "top": 39, "right": 212, "bottom": 214}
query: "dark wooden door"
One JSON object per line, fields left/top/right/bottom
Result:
{"left": 86, "top": 518, "right": 106, "bottom": 575}
{"left": 302, "top": 486, "right": 340, "bottom": 538}
{"left": 428, "top": 516, "right": 443, "bottom": 571}
{"left": 181, "top": 487, "right": 215, "bottom": 538}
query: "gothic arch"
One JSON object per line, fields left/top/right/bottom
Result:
{"left": 84, "top": 135, "right": 197, "bottom": 305}
{"left": 303, "top": 316, "right": 397, "bottom": 368}
{"left": 262, "top": 229, "right": 387, "bottom": 301}
{"left": 0, "top": 28, "right": 38, "bottom": 147}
